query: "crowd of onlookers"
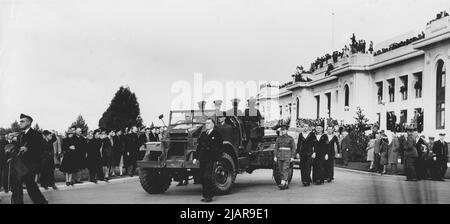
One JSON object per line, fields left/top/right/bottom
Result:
{"left": 292, "top": 120, "right": 448, "bottom": 182}
{"left": 0, "top": 125, "right": 167, "bottom": 192}
{"left": 365, "top": 130, "right": 448, "bottom": 181}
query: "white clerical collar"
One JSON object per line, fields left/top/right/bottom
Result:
{"left": 24, "top": 128, "right": 30, "bottom": 134}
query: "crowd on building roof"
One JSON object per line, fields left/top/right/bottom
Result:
{"left": 426, "top": 11, "right": 449, "bottom": 26}
{"left": 373, "top": 32, "right": 425, "bottom": 56}
{"left": 279, "top": 10, "right": 448, "bottom": 88}
{"left": 308, "top": 33, "right": 372, "bottom": 73}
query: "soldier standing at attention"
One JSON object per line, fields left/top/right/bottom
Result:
{"left": 193, "top": 118, "right": 223, "bottom": 202}
{"left": 274, "top": 125, "right": 295, "bottom": 190}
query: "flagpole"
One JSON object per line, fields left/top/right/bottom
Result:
{"left": 332, "top": 11, "right": 335, "bottom": 52}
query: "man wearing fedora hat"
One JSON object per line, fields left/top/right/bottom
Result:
{"left": 10, "top": 113, "right": 48, "bottom": 204}
{"left": 431, "top": 133, "right": 448, "bottom": 181}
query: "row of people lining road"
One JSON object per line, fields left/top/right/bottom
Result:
{"left": 276, "top": 123, "right": 448, "bottom": 190}
{"left": 0, "top": 113, "right": 167, "bottom": 203}
{"left": 366, "top": 131, "right": 448, "bottom": 181}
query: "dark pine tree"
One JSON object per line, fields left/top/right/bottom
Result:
{"left": 70, "top": 114, "right": 89, "bottom": 135}
{"left": 347, "top": 107, "right": 370, "bottom": 162}
{"left": 99, "top": 86, "right": 143, "bottom": 131}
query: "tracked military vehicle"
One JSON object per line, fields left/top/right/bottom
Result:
{"left": 137, "top": 109, "right": 294, "bottom": 195}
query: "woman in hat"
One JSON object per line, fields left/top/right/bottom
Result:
{"left": 366, "top": 136, "right": 376, "bottom": 171}
{"left": 379, "top": 134, "right": 390, "bottom": 174}
{"left": 60, "top": 129, "right": 79, "bottom": 186}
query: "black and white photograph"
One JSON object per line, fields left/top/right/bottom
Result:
{"left": 0, "top": 0, "right": 449, "bottom": 207}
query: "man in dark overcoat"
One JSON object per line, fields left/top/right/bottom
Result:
{"left": 10, "top": 114, "right": 48, "bottom": 204}
{"left": 431, "top": 133, "right": 448, "bottom": 181}
{"left": 193, "top": 118, "right": 223, "bottom": 203}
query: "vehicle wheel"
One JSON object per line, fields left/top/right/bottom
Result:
{"left": 138, "top": 168, "right": 171, "bottom": 194}
{"left": 273, "top": 162, "right": 293, "bottom": 185}
{"left": 207, "top": 153, "right": 236, "bottom": 195}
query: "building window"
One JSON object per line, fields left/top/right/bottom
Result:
{"left": 414, "top": 72, "right": 422, "bottom": 98}
{"left": 288, "top": 103, "right": 292, "bottom": 119}
{"left": 400, "top": 110, "right": 407, "bottom": 124}
{"left": 436, "top": 60, "right": 446, "bottom": 129}
{"left": 376, "top": 113, "right": 381, "bottom": 127}
{"left": 413, "top": 108, "right": 424, "bottom": 133}
{"left": 279, "top": 105, "right": 282, "bottom": 117}
{"left": 388, "top": 78, "right": 395, "bottom": 102}
{"left": 326, "top": 92, "right": 331, "bottom": 118}
{"left": 376, "top": 81, "right": 383, "bottom": 104}
{"left": 386, "top": 111, "right": 397, "bottom": 132}
{"left": 296, "top": 97, "right": 300, "bottom": 119}
{"left": 400, "top": 75, "right": 408, "bottom": 101}
{"left": 315, "top": 95, "right": 320, "bottom": 119}
{"left": 344, "top": 84, "right": 349, "bottom": 108}
{"left": 437, "top": 103, "right": 445, "bottom": 129}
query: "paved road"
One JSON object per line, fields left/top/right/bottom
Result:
{"left": 1, "top": 168, "right": 449, "bottom": 204}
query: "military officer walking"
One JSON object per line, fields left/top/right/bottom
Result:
{"left": 431, "top": 133, "right": 448, "bottom": 181}
{"left": 10, "top": 114, "right": 48, "bottom": 204}
{"left": 274, "top": 125, "right": 295, "bottom": 190}
{"left": 193, "top": 118, "right": 223, "bottom": 202}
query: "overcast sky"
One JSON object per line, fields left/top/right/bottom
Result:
{"left": 0, "top": 0, "right": 449, "bottom": 132}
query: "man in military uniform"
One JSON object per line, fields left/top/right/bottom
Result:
{"left": 297, "top": 124, "right": 317, "bottom": 186}
{"left": 213, "top": 100, "right": 225, "bottom": 116}
{"left": 226, "top": 98, "right": 246, "bottom": 142}
{"left": 324, "top": 126, "right": 339, "bottom": 182}
{"left": 195, "top": 101, "right": 208, "bottom": 123}
{"left": 193, "top": 118, "right": 223, "bottom": 202}
{"left": 10, "top": 114, "right": 48, "bottom": 204}
{"left": 243, "top": 98, "right": 263, "bottom": 153}
{"left": 431, "top": 133, "right": 448, "bottom": 181}
{"left": 274, "top": 125, "right": 295, "bottom": 189}
{"left": 226, "top": 98, "right": 243, "bottom": 117}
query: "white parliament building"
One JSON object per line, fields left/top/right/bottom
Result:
{"left": 258, "top": 15, "right": 450, "bottom": 138}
